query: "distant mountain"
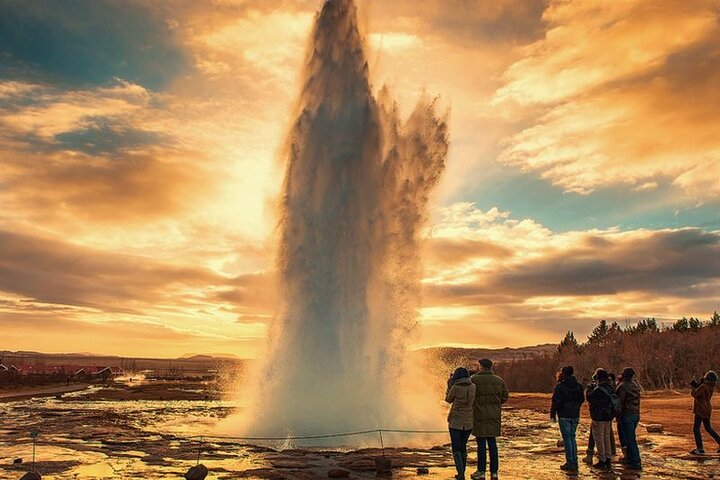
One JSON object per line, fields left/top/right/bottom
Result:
{"left": 417, "top": 344, "right": 556, "bottom": 365}
{"left": 179, "top": 353, "right": 241, "bottom": 360}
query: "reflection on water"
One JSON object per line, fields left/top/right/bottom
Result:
{"left": 1, "top": 395, "right": 720, "bottom": 479}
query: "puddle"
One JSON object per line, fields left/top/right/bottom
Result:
{"left": 2, "top": 392, "right": 720, "bottom": 479}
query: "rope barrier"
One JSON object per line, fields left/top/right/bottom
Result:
{"left": 185, "top": 428, "right": 447, "bottom": 442}
{"left": 6, "top": 428, "right": 447, "bottom": 447}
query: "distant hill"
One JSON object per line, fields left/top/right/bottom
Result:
{"left": 418, "top": 344, "right": 556, "bottom": 365}
{"left": 179, "top": 353, "right": 241, "bottom": 360}
{"left": 0, "top": 351, "right": 245, "bottom": 375}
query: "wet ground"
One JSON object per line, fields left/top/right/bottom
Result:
{"left": 1, "top": 384, "right": 720, "bottom": 479}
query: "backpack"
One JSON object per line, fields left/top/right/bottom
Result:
{"left": 602, "top": 388, "right": 621, "bottom": 419}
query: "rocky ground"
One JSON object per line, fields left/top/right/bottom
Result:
{"left": 1, "top": 381, "right": 719, "bottom": 479}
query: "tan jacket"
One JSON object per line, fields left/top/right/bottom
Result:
{"left": 446, "top": 377, "right": 477, "bottom": 430}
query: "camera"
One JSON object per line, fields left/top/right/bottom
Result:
{"left": 690, "top": 378, "right": 700, "bottom": 388}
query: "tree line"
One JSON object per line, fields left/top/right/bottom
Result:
{"left": 494, "top": 312, "right": 720, "bottom": 393}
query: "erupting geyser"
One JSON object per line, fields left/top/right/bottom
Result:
{"left": 249, "top": 0, "right": 448, "bottom": 436}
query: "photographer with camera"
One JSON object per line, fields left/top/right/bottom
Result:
{"left": 690, "top": 371, "right": 720, "bottom": 455}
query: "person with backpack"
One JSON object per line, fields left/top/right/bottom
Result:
{"left": 615, "top": 367, "right": 642, "bottom": 470}
{"left": 446, "top": 367, "right": 477, "bottom": 479}
{"left": 586, "top": 368, "right": 618, "bottom": 470}
{"left": 550, "top": 365, "right": 584, "bottom": 472}
{"left": 690, "top": 370, "right": 720, "bottom": 455}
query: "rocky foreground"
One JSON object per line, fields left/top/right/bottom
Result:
{"left": 1, "top": 383, "right": 719, "bottom": 479}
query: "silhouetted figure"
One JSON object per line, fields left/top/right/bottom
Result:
{"left": 616, "top": 367, "right": 642, "bottom": 470}
{"left": 446, "top": 367, "right": 477, "bottom": 480}
{"left": 586, "top": 368, "right": 618, "bottom": 470}
{"left": 690, "top": 371, "right": 720, "bottom": 455}
{"left": 550, "top": 365, "right": 584, "bottom": 472}
{"left": 470, "top": 358, "right": 508, "bottom": 480}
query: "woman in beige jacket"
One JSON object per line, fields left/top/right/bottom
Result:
{"left": 447, "top": 367, "right": 477, "bottom": 480}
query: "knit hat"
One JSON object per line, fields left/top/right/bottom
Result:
{"left": 595, "top": 368, "right": 609, "bottom": 381}
{"left": 705, "top": 371, "right": 718, "bottom": 383}
{"left": 479, "top": 358, "right": 493, "bottom": 370}
{"left": 452, "top": 367, "right": 470, "bottom": 383}
{"left": 561, "top": 365, "right": 574, "bottom": 377}
{"left": 622, "top": 367, "right": 636, "bottom": 380}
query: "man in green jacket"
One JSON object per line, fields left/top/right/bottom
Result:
{"left": 470, "top": 358, "right": 509, "bottom": 480}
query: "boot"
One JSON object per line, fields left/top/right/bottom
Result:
{"left": 582, "top": 452, "right": 593, "bottom": 465}
{"left": 592, "top": 459, "right": 609, "bottom": 470}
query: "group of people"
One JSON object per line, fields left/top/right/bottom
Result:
{"left": 445, "top": 359, "right": 720, "bottom": 479}
{"left": 551, "top": 366, "right": 641, "bottom": 472}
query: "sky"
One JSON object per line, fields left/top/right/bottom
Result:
{"left": 1, "top": 0, "right": 719, "bottom": 358}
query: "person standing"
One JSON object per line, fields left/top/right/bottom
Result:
{"left": 446, "top": 367, "right": 477, "bottom": 480}
{"left": 615, "top": 367, "right": 642, "bottom": 470}
{"left": 614, "top": 372, "right": 626, "bottom": 459}
{"left": 470, "top": 358, "right": 508, "bottom": 480}
{"left": 586, "top": 369, "right": 616, "bottom": 470}
{"left": 690, "top": 371, "right": 720, "bottom": 455}
{"left": 550, "top": 365, "right": 584, "bottom": 472}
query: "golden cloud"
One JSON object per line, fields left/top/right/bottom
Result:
{"left": 495, "top": 0, "right": 720, "bottom": 200}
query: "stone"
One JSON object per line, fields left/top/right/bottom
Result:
{"left": 375, "top": 456, "right": 392, "bottom": 474}
{"left": 13, "top": 458, "right": 22, "bottom": 464}
{"left": 645, "top": 424, "right": 663, "bottom": 434}
{"left": 184, "top": 464, "right": 209, "bottom": 480}
{"left": 19, "top": 473, "right": 41, "bottom": 480}
{"left": 417, "top": 466, "right": 430, "bottom": 474}
{"left": 327, "top": 468, "right": 350, "bottom": 478}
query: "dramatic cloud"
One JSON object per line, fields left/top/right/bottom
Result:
{"left": 0, "top": 229, "right": 221, "bottom": 311}
{"left": 496, "top": 0, "right": 720, "bottom": 200}
{"left": 0, "top": 0, "right": 717, "bottom": 355}
{"left": 418, "top": 204, "right": 720, "bottom": 347}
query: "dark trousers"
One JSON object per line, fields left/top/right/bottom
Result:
{"left": 694, "top": 415, "right": 720, "bottom": 451}
{"left": 620, "top": 414, "right": 641, "bottom": 466}
{"left": 450, "top": 428, "right": 472, "bottom": 476}
{"left": 476, "top": 436, "right": 499, "bottom": 474}
{"left": 616, "top": 416, "right": 627, "bottom": 448}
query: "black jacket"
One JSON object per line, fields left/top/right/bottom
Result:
{"left": 587, "top": 381, "right": 616, "bottom": 421}
{"left": 550, "top": 375, "right": 585, "bottom": 419}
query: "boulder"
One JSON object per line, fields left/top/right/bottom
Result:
{"left": 416, "top": 466, "right": 430, "bottom": 474}
{"left": 645, "top": 424, "right": 663, "bottom": 434}
{"left": 375, "top": 456, "right": 392, "bottom": 474}
{"left": 327, "top": 468, "right": 350, "bottom": 478}
{"left": 19, "top": 473, "right": 41, "bottom": 480}
{"left": 184, "top": 464, "right": 209, "bottom": 480}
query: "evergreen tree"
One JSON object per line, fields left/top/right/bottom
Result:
{"left": 672, "top": 317, "right": 690, "bottom": 332}
{"left": 709, "top": 311, "right": 720, "bottom": 327}
{"left": 688, "top": 317, "right": 703, "bottom": 331}
{"left": 588, "top": 320, "right": 610, "bottom": 346}
{"left": 558, "top": 331, "right": 579, "bottom": 354}
{"left": 628, "top": 318, "right": 659, "bottom": 334}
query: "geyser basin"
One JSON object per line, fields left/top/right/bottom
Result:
{"left": 246, "top": 0, "right": 449, "bottom": 439}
